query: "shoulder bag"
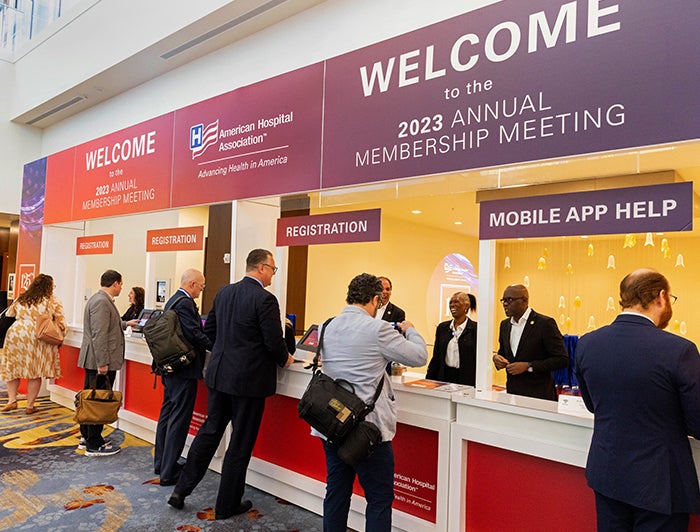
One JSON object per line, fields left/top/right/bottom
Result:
{"left": 298, "top": 317, "right": 383, "bottom": 464}
{"left": 35, "top": 301, "right": 65, "bottom": 346}
{"left": 73, "top": 375, "right": 123, "bottom": 425}
{"left": 0, "top": 307, "right": 16, "bottom": 348}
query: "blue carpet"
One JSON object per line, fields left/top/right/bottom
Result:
{"left": 0, "top": 395, "right": 323, "bottom": 531}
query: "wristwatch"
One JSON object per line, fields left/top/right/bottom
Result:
{"left": 527, "top": 363, "right": 534, "bottom": 373}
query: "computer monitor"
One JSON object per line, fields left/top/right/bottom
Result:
{"left": 295, "top": 324, "right": 319, "bottom": 355}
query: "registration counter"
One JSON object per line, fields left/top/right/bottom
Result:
{"left": 49, "top": 328, "right": 460, "bottom": 532}
{"left": 49, "top": 329, "right": 700, "bottom": 532}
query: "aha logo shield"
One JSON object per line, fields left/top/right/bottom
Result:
{"left": 189, "top": 119, "right": 219, "bottom": 160}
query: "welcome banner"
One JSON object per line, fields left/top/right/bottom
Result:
{"left": 34, "top": 0, "right": 700, "bottom": 224}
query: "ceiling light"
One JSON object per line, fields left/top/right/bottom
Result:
{"left": 454, "top": 221, "right": 462, "bottom": 225}
{"left": 411, "top": 210, "right": 421, "bottom": 214}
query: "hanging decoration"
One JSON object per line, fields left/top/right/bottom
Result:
{"left": 623, "top": 234, "right": 637, "bottom": 248}
{"left": 543, "top": 247, "right": 550, "bottom": 258}
{"left": 565, "top": 316, "right": 572, "bottom": 331}
{"left": 504, "top": 256, "right": 511, "bottom": 269}
{"left": 559, "top": 314, "right": 566, "bottom": 326}
{"left": 680, "top": 322, "right": 687, "bottom": 335}
{"left": 607, "top": 254, "right": 616, "bottom": 269}
{"left": 671, "top": 320, "right": 680, "bottom": 334}
{"left": 587, "top": 316, "right": 596, "bottom": 330}
{"left": 644, "top": 232, "right": 654, "bottom": 246}
{"left": 573, "top": 296, "right": 582, "bottom": 308}
{"left": 661, "top": 238, "right": 670, "bottom": 259}
{"left": 537, "top": 256, "right": 546, "bottom": 270}
{"left": 606, "top": 296, "right": 616, "bottom": 311}
{"left": 566, "top": 263, "right": 574, "bottom": 274}
{"left": 587, "top": 243, "right": 594, "bottom": 256}
{"left": 675, "top": 254, "right": 685, "bottom": 267}
{"left": 558, "top": 296, "right": 566, "bottom": 309}
{"left": 523, "top": 276, "right": 530, "bottom": 288}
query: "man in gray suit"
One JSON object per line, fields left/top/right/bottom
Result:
{"left": 78, "top": 269, "right": 126, "bottom": 456}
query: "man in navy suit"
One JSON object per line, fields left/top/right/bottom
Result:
{"left": 376, "top": 276, "right": 406, "bottom": 324}
{"left": 576, "top": 269, "right": 700, "bottom": 531}
{"left": 169, "top": 249, "right": 294, "bottom": 519}
{"left": 492, "top": 284, "right": 568, "bottom": 401}
{"left": 154, "top": 268, "right": 212, "bottom": 486}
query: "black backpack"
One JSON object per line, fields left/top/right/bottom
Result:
{"left": 142, "top": 295, "right": 196, "bottom": 374}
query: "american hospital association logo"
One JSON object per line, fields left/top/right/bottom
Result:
{"left": 189, "top": 119, "right": 219, "bottom": 159}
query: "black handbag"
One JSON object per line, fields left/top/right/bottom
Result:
{"left": 298, "top": 317, "right": 384, "bottom": 447}
{"left": 0, "top": 308, "right": 16, "bottom": 348}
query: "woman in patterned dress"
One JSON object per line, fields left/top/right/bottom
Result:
{"left": 0, "top": 274, "right": 66, "bottom": 414}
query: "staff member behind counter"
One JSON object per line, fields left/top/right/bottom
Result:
{"left": 426, "top": 292, "right": 477, "bottom": 386}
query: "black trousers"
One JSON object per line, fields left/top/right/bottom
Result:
{"left": 174, "top": 387, "right": 266, "bottom": 515}
{"left": 79, "top": 369, "right": 116, "bottom": 450}
{"left": 154, "top": 374, "right": 198, "bottom": 481}
{"left": 595, "top": 491, "right": 690, "bottom": 532}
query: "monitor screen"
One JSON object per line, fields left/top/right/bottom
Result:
{"left": 135, "top": 308, "right": 157, "bottom": 329}
{"left": 296, "top": 324, "right": 319, "bottom": 353}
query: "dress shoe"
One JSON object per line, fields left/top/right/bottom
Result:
{"left": 25, "top": 406, "right": 38, "bottom": 415}
{"left": 159, "top": 477, "right": 178, "bottom": 487}
{"left": 215, "top": 500, "right": 252, "bottom": 519}
{"left": 1, "top": 402, "right": 17, "bottom": 413}
{"left": 167, "top": 492, "right": 185, "bottom": 510}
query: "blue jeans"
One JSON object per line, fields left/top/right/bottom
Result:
{"left": 322, "top": 440, "right": 394, "bottom": 532}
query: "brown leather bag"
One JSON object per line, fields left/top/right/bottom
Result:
{"left": 35, "top": 310, "right": 65, "bottom": 345}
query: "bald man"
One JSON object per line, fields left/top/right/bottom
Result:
{"left": 492, "top": 284, "right": 568, "bottom": 401}
{"left": 154, "top": 268, "right": 212, "bottom": 486}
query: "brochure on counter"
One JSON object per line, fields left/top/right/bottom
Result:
{"left": 402, "top": 379, "right": 470, "bottom": 393}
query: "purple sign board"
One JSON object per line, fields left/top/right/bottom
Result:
{"left": 479, "top": 182, "right": 692, "bottom": 239}
{"left": 322, "top": 0, "right": 700, "bottom": 188}
{"left": 276, "top": 208, "right": 381, "bottom": 246}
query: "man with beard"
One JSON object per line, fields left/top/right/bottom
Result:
{"left": 575, "top": 269, "right": 700, "bottom": 531}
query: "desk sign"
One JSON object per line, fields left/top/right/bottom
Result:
{"left": 276, "top": 208, "right": 381, "bottom": 246}
{"left": 76, "top": 234, "right": 114, "bottom": 255}
{"left": 146, "top": 226, "right": 204, "bottom": 252}
{"left": 557, "top": 394, "right": 593, "bottom": 419}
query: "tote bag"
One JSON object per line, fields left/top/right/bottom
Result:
{"left": 35, "top": 307, "right": 65, "bottom": 346}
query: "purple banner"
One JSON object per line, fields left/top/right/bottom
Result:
{"left": 479, "top": 182, "right": 693, "bottom": 239}
{"left": 276, "top": 208, "right": 381, "bottom": 246}
{"left": 322, "top": 0, "right": 700, "bottom": 188}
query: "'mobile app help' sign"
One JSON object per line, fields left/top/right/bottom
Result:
{"left": 479, "top": 182, "right": 693, "bottom": 239}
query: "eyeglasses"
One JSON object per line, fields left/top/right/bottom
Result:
{"left": 262, "top": 263, "right": 279, "bottom": 274}
{"left": 669, "top": 294, "right": 678, "bottom": 305}
{"left": 500, "top": 296, "right": 525, "bottom": 305}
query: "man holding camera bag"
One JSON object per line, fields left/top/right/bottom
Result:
{"left": 316, "top": 273, "right": 427, "bottom": 532}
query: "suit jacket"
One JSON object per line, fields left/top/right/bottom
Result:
{"left": 497, "top": 309, "right": 568, "bottom": 401}
{"left": 78, "top": 289, "right": 125, "bottom": 371}
{"left": 575, "top": 314, "right": 700, "bottom": 514}
{"left": 165, "top": 289, "right": 212, "bottom": 380}
{"left": 381, "top": 301, "right": 405, "bottom": 323}
{"left": 426, "top": 319, "right": 477, "bottom": 385}
{"left": 203, "top": 276, "right": 289, "bottom": 397}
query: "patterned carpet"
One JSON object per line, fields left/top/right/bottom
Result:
{"left": 0, "top": 394, "right": 324, "bottom": 531}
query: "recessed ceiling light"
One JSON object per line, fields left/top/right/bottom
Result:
{"left": 454, "top": 221, "right": 462, "bottom": 225}
{"left": 411, "top": 210, "right": 422, "bottom": 214}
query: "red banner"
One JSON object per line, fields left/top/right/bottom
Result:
{"left": 76, "top": 234, "right": 114, "bottom": 255}
{"left": 146, "top": 226, "right": 204, "bottom": 252}
{"left": 71, "top": 113, "right": 174, "bottom": 221}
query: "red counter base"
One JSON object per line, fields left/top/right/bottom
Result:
{"left": 465, "top": 442, "right": 700, "bottom": 532}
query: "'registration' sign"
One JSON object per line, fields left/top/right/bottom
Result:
{"left": 276, "top": 209, "right": 381, "bottom": 246}
{"left": 76, "top": 234, "right": 114, "bottom": 255}
{"left": 146, "top": 226, "right": 205, "bottom": 252}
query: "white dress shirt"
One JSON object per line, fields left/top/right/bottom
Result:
{"left": 510, "top": 307, "right": 532, "bottom": 358}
